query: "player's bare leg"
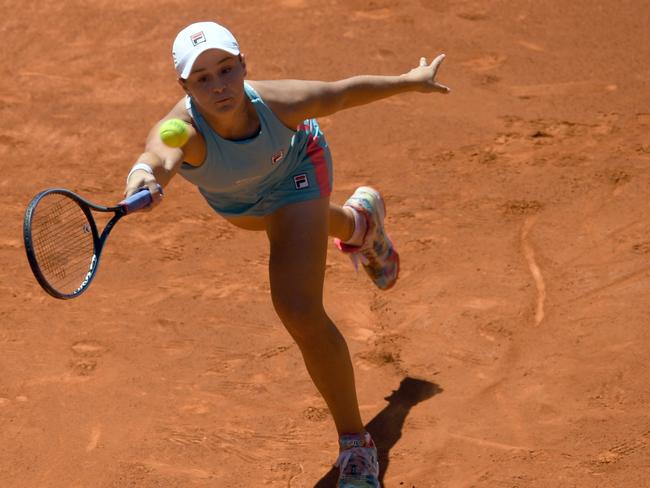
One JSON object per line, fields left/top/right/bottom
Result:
{"left": 328, "top": 204, "right": 355, "bottom": 241}
{"left": 225, "top": 203, "right": 355, "bottom": 240}
{"left": 226, "top": 192, "right": 398, "bottom": 290}
{"left": 264, "top": 197, "right": 364, "bottom": 435}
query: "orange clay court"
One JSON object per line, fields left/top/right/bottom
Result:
{"left": 1, "top": 1, "right": 649, "bottom": 486}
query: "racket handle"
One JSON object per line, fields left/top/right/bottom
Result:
{"left": 120, "top": 185, "right": 162, "bottom": 214}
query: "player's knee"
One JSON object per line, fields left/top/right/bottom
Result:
{"left": 272, "top": 297, "right": 322, "bottom": 325}
{"left": 271, "top": 295, "right": 327, "bottom": 341}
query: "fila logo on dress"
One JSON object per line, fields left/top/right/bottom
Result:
{"left": 293, "top": 174, "right": 309, "bottom": 190}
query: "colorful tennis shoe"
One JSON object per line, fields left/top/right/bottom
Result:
{"left": 334, "top": 186, "right": 399, "bottom": 290}
{"left": 335, "top": 432, "right": 380, "bottom": 488}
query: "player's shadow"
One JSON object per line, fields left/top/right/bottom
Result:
{"left": 313, "top": 376, "right": 442, "bottom": 487}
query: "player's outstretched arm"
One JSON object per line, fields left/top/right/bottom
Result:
{"left": 332, "top": 53, "right": 451, "bottom": 105}
{"left": 124, "top": 98, "right": 204, "bottom": 202}
{"left": 254, "top": 54, "right": 450, "bottom": 127}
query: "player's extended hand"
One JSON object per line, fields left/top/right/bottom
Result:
{"left": 124, "top": 170, "right": 163, "bottom": 211}
{"left": 404, "top": 54, "right": 451, "bottom": 94}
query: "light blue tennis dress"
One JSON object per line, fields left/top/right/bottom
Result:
{"left": 178, "top": 82, "right": 333, "bottom": 217}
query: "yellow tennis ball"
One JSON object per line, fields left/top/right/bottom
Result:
{"left": 159, "top": 119, "right": 189, "bottom": 148}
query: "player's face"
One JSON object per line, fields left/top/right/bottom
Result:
{"left": 181, "top": 50, "right": 247, "bottom": 116}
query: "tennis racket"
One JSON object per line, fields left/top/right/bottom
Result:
{"left": 23, "top": 186, "right": 160, "bottom": 299}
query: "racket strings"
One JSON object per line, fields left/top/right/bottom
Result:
{"left": 29, "top": 195, "right": 96, "bottom": 294}
{"left": 33, "top": 209, "right": 91, "bottom": 258}
{"left": 33, "top": 228, "right": 91, "bottom": 272}
{"left": 33, "top": 228, "right": 93, "bottom": 282}
{"left": 33, "top": 226, "right": 92, "bottom": 265}
{"left": 33, "top": 233, "right": 93, "bottom": 285}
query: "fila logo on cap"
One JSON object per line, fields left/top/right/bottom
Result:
{"left": 293, "top": 174, "right": 309, "bottom": 190}
{"left": 190, "top": 31, "right": 206, "bottom": 46}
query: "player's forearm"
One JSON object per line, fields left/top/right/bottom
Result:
{"left": 332, "top": 75, "right": 419, "bottom": 111}
{"left": 132, "top": 150, "right": 180, "bottom": 188}
{"left": 132, "top": 122, "right": 188, "bottom": 186}
{"left": 124, "top": 145, "right": 177, "bottom": 200}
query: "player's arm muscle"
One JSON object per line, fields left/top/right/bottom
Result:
{"left": 251, "top": 56, "right": 449, "bottom": 128}
{"left": 252, "top": 77, "right": 417, "bottom": 128}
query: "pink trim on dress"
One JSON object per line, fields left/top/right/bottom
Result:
{"left": 306, "top": 135, "right": 331, "bottom": 196}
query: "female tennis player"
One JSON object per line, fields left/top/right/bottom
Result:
{"left": 124, "top": 21, "right": 449, "bottom": 487}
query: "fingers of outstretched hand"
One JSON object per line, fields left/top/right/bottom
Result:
{"left": 430, "top": 53, "right": 446, "bottom": 75}
{"left": 430, "top": 54, "right": 450, "bottom": 93}
{"left": 434, "top": 82, "right": 451, "bottom": 94}
{"left": 419, "top": 56, "right": 428, "bottom": 67}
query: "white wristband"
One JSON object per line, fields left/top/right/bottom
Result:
{"left": 126, "top": 163, "right": 154, "bottom": 184}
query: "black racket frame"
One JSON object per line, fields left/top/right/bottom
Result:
{"left": 23, "top": 189, "right": 126, "bottom": 300}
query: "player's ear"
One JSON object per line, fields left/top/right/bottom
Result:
{"left": 239, "top": 54, "right": 247, "bottom": 76}
{"left": 177, "top": 78, "right": 190, "bottom": 95}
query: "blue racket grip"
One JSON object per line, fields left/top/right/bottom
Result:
{"left": 120, "top": 185, "right": 162, "bottom": 214}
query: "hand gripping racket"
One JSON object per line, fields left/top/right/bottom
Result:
{"left": 23, "top": 186, "right": 160, "bottom": 299}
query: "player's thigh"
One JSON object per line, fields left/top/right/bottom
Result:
{"left": 264, "top": 196, "right": 330, "bottom": 318}
{"left": 222, "top": 214, "right": 266, "bottom": 231}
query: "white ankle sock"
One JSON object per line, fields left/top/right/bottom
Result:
{"left": 343, "top": 207, "right": 367, "bottom": 246}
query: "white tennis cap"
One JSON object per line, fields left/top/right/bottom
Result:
{"left": 172, "top": 21, "right": 240, "bottom": 79}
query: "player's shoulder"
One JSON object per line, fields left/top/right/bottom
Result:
{"left": 167, "top": 97, "right": 193, "bottom": 122}
{"left": 247, "top": 80, "right": 307, "bottom": 127}
{"left": 247, "top": 80, "right": 326, "bottom": 125}
{"left": 247, "top": 80, "right": 296, "bottom": 105}
{"left": 248, "top": 79, "right": 330, "bottom": 102}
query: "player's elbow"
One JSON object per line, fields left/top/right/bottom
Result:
{"left": 311, "top": 82, "right": 348, "bottom": 117}
{"left": 329, "top": 79, "right": 359, "bottom": 113}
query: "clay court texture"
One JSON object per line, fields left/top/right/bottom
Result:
{"left": 1, "top": 0, "right": 649, "bottom": 486}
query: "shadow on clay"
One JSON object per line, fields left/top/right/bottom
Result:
{"left": 314, "top": 377, "right": 443, "bottom": 487}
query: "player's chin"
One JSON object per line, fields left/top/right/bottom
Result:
{"left": 213, "top": 97, "right": 234, "bottom": 109}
